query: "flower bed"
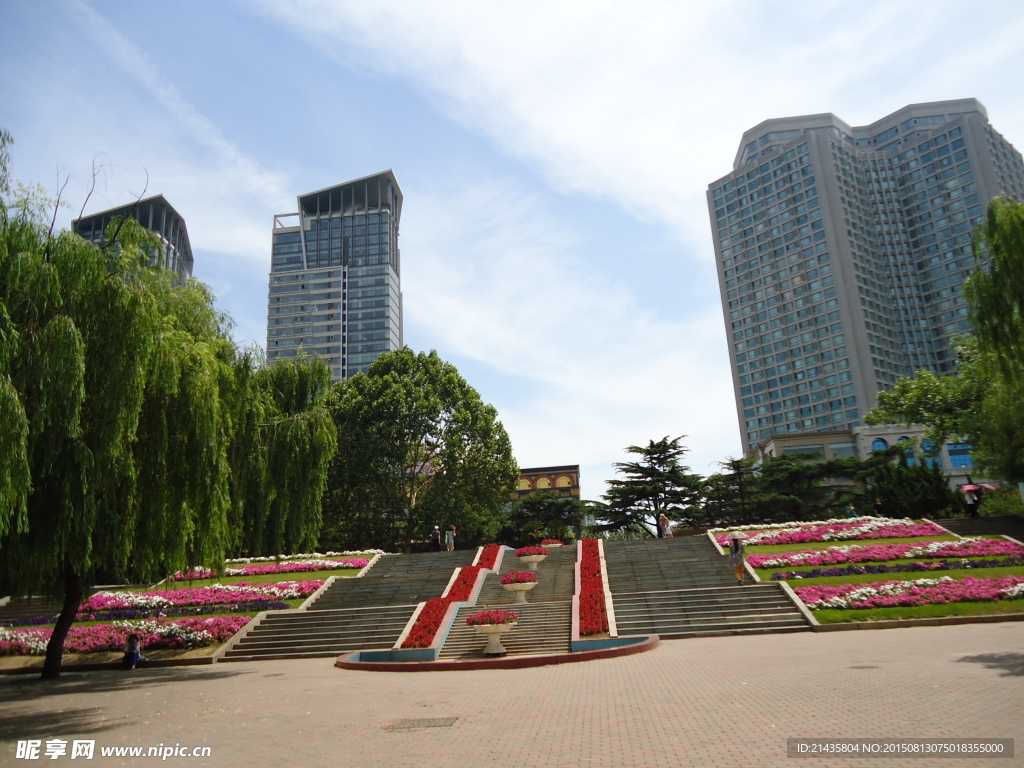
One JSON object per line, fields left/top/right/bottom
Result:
{"left": 542, "top": 539, "right": 563, "bottom": 545}
{"left": 578, "top": 539, "right": 609, "bottom": 635}
{"left": 500, "top": 571, "right": 538, "bottom": 585}
{"left": 466, "top": 610, "right": 518, "bottom": 626}
{"left": 749, "top": 538, "right": 1024, "bottom": 569}
{"left": 795, "top": 575, "right": 1024, "bottom": 610}
{"left": 770, "top": 557, "right": 1024, "bottom": 581}
{"left": 476, "top": 543, "right": 502, "bottom": 570}
{"left": 171, "top": 558, "right": 368, "bottom": 581}
{"left": 445, "top": 566, "right": 483, "bottom": 601}
{"left": 81, "top": 581, "right": 324, "bottom": 613}
{"left": 225, "top": 550, "right": 384, "bottom": 564}
{"left": 400, "top": 566, "right": 486, "bottom": 649}
{"left": 516, "top": 546, "right": 549, "bottom": 557}
{"left": 713, "top": 517, "right": 947, "bottom": 546}
{"left": 0, "top": 615, "right": 250, "bottom": 656}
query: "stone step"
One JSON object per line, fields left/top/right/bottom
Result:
{"left": 439, "top": 603, "right": 572, "bottom": 659}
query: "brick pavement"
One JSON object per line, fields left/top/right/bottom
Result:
{"left": 1, "top": 622, "right": 1021, "bottom": 767}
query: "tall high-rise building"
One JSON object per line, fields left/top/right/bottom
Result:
{"left": 708, "top": 99, "right": 1024, "bottom": 454}
{"left": 73, "top": 194, "right": 194, "bottom": 283}
{"left": 266, "top": 171, "right": 403, "bottom": 381}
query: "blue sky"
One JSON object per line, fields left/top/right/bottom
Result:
{"left": 3, "top": 0, "right": 1024, "bottom": 500}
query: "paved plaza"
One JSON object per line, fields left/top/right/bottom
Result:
{"left": 1, "top": 622, "right": 1021, "bottom": 767}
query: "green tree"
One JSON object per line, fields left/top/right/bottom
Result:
{"left": 322, "top": 348, "right": 518, "bottom": 551}
{"left": 601, "top": 436, "right": 700, "bottom": 536}
{"left": 499, "top": 491, "right": 589, "bottom": 546}
{"left": 861, "top": 450, "right": 961, "bottom": 519}
{"left": 0, "top": 133, "right": 335, "bottom": 677}
{"left": 867, "top": 197, "right": 1024, "bottom": 483}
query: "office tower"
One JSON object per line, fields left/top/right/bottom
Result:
{"left": 708, "top": 99, "right": 1024, "bottom": 454}
{"left": 266, "top": 171, "right": 403, "bottom": 381}
{"left": 73, "top": 194, "right": 193, "bottom": 283}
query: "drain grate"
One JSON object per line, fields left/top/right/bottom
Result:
{"left": 387, "top": 717, "right": 458, "bottom": 730}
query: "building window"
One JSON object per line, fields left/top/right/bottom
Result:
{"left": 947, "top": 443, "right": 973, "bottom": 469}
{"left": 871, "top": 438, "right": 889, "bottom": 451}
{"left": 782, "top": 444, "right": 824, "bottom": 457}
{"left": 830, "top": 442, "right": 858, "bottom": 459}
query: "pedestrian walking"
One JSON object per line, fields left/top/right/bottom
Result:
{"left": 845, "top": 502, "right": 857, "bottom": 518}
{"left": 445, "top": 525, "right": 456, "bottom": 552}
{"left": 964, "top": 489, "right": 980, "bottom": 518}
{"left": 658, "top": 514, "right": 674, "bottom": 538}
{"left": 725, "top": 532, "right": 747, "bottom": 586}
{"left": 873, "top": 497, "right": 885, "bottom": 518}
{"left": 430, "top": 525, "right": 441, "bottom": 552}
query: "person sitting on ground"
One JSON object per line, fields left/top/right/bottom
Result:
{"left": 121, "top": 633, "right": 145, "bottom": 670}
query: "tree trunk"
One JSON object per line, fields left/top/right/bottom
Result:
{"left": 42, "top": 560, "right": 83, "bottom": 680}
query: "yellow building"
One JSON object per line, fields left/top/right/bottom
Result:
{"left": 512, "top": 465, "right": 580, "bottom": 501}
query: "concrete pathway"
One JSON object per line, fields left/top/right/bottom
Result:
{"left": 1, "top": 622, "right": 1021, "bottom": 767}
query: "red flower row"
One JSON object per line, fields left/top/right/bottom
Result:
{"left": 579, "top": 539, "right": 609, "bottom": 636}
{"left": 477, "top": 543, "right": 502, "bottom": 570}
{"left": 516, "top": 546, "right": 549, "bottom": 557}
{"left": 401, "top": 598, "right": 452, "bottom": 649}
{"left": 400, "top": 564, "right": 487, "bottom": 648}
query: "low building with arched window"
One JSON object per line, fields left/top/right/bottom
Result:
{"left": 512, "top": 465, "right": 581, "bottom": 501}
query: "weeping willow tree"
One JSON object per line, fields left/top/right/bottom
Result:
{"left": 0, "top": 132, "right": 336, "bottom": 677}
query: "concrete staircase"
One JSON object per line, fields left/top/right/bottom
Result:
{"left": 219, "top": 604, "right": 417, "bottom": 661}
{"left": 439, "top": 602, "right": 572, "bottom": 659}
{"left": 220, "top": 549, "right": 475, "bottom": 662}
{"left": 605, "top": 537, "right": 812, "bottom": 638}
{"left": 604, "top": 536, "right": 739, "bottom": 591}
{"left": 613, "top": 583, "right": 810, "bottom": 638}
{"left": 941, "top": 515, "right": 1024, "bottom": 542}
{"left": 437, "top": 544, "right": 577, "bottom": 659}
{"left": 307, "top": 550, "right": 476, "bottom": 610}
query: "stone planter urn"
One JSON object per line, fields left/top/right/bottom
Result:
{"left": 518, "top": 554, "right": 547, "bottom": 571}
{"left": 473, "top": 623, "right": 517, "bottom": 656}
{"left": 502, "top": 581, "right": 537, "bottom": 604}
{"left": 542, "top": 540, "right": 563, "bottom": 548}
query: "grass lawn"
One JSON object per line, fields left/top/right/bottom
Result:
{"left": 814, "top": 600, "right": 1024, "bottom": 623}
{"left": 762, "top": 564, "right": 1024, "bottom": 588}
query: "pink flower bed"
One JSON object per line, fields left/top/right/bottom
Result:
{"left": 749, "top": 538, "right": 1024, "bottom": 568}
{"left": 714, "top": 518, "right": 947, "bottom": 547}
{"left": 0, "top": 616, "right": 250, "bottom": 656}
{"left": 795, "top": 575, "right": 1024, "bottom": 610}
{"left": 80, "top": 581, "right": 324, "bottom": 612}
{"left": 172, "top": 559, "right": 368, "bottom": 581}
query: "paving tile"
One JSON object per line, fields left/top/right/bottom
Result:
{"left": 2, "top": 622, "right": 1021, "bottom": 767}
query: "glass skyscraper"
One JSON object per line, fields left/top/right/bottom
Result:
{"left": 74, "top": 194, "right": 194, "bottom": 284}
{"left": 266, "top": 171, "right": 403, "bottom": 380}
{"left": 707, "top": 99, "right": 1024, "bottom": 453}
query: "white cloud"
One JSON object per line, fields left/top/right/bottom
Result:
{"left": 401, "top": 174, "right": 737, "bottom": 495}
{"left": 253, "top": 0, "right": 1024, "bottom": 252}
{"left": 46, "top": 0, "right": 293, "bottom": 263}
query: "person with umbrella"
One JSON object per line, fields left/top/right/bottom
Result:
{"left": 961, "top": 485, "right": 981, "bottom": 518}
{"left": 725, "top": 531, "right": 747, "bottom": 586}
